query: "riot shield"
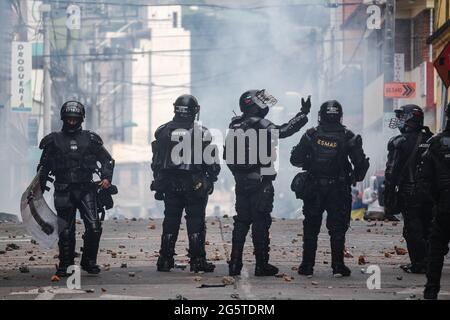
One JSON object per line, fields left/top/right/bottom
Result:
{"left": 20, "top": 173, "right": 64, "bottom": 249}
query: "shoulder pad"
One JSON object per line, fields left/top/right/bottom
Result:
{"left": 88, "top": 131, "right": 104, "bottom": 146}
{"left": 306, "top": 127, "right": 317, "bottom": 138}
{"left": 155, "top": 123, "right": 168, "bottom": 139}
{"left": 422, "top": 126, "right": 434, "bottom": 139}
{"left": 344, "top": 129, "right": 356, "bottom": 140}
{"left": 428, "top": 133, "right": 445, "bottom": 149}
{"left": 39, "top": 133, "right": 55, "bottom": 150}
{"left": 348, "top": 134, "right": 362, "bottom": 149}
{"left": 388, "top": 135, "right": 406, "bottom": 150}
{"left": 258, "top": 118, "right": 275, "bottom": 129}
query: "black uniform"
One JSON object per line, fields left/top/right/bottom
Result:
{"left": 290, "top": 100, "right": 369, "bottom": 277}
{"left": 417, "top": 104, "right": 450, "bottom": 299}
{"left": 151, "top": 95, "right": 220, "bottom": 273}
{"left": 38, "top": 101, "right": 114, "bottom": 277}
{"left": 384, "top": 105, "right": 434, "bottom": 274}
{"left": 225, "top": 89, "right": 310, "bottom": 277}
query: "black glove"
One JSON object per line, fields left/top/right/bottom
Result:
{"left": 38, "top": 174, "right": 51, "bottom": 194}
{"left": 155, "top": 192, "right": 165, "bottom": 201}
{"left": 301, "top": 96, "right": 311, "bottom": 115}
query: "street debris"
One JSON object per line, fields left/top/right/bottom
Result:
{"left": 230, "top": 293, "right": 240, "bottom": 300}
{"left": 344, "top": 249, "right": 353, "bottom": 258}
{"left": 222, "top": 276, "right": 235, "bottom": 285}
{"left": 358, "top": 255, "right": 366, "bottom": 265}
{"left": 198, "top": 284, "right": 226, "bottom": 289}
{"left": 51, "top": 275, "right": 60, "bottom": 282}
{"left": 395, "top": 246, "right": 407, "bottom": 255}
{"left": 5, "top": 243, "right": 20, "bottom": 251}
{"left": 19, "top": 265, "right": 29, "bottom": 273}
{"left": 128, "top": 272, "right": 136, "bottom": 277}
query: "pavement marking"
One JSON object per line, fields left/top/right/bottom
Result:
{"left": 9, "top": 286, "right": 87, "bottom": 300}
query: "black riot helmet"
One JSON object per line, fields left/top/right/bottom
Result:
{"left": 60, "top": 101, "right": 85, "bottom": 132}
{"left": 60, "top": 100, "right": 85, "bottom": 120}
{"left": 389, "top": 104, "right": 424, "bottom": 132}
{"left": 239, "top": 89, "right": 278, "bottom": 118}
{"left": 318, "top": 100, "right": 343, "bottom": 125}
{"left": 173, "top": 94, "right": 200, "bottom": 121}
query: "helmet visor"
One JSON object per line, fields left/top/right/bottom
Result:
{"left": 254, "top": 90, "right": 278, "bottom": 110}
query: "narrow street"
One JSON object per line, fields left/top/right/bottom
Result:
{"left": 1, "top": 217, "right": 448, "bottom": 300}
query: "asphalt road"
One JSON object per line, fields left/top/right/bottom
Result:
{"left": 0, "top": 217, "right": 449, "bottom": 300}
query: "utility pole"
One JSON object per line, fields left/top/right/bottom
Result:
{"left": 41, "top": 2, "right": 52, "bottom": 135}
{"left": 383, "top": 0, "right": 395, "bottom": 113}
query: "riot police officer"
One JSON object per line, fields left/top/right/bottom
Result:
{"left": 417, "top": 103, "right": 450, "bottom": 299}
{"left": 290, "top": 100, "right": 369, "bottom": 277}
{"left": 224, "top": 89, "right": 311, "bottom": 277}
{"left": 37, "top": 101, "right": 115, "bottom": 277}
{"left": 384, "top": 105, "right": 434, "bottom": 274}
{"left": 151, "top": 94, "right": 220, "bottom": 273}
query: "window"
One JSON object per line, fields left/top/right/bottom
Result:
{"left": 172, "top": 12, "right": 178, "bottom": 28}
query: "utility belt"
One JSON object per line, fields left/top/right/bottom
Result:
{"left": 291, "top": 172, "right": 349, "bottom": 200}
{"left": 53, "top": 155, "right": 98, "bottom": 171}
{"left": 54, "top": 169, "right": 94, "bottom": 184}
{"left": 234, "top": 172, "right": 272, "bottom": 194}
{"left": 151, "top": 171, "right": 212, "bottom": 197}
{"left": 54, "top": 181, "right": 96, "bottom": 192}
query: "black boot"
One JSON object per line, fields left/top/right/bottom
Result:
{"left": 157, "top": 233, "right": 177, "bottom": 272}
{"left": 331, "top": 235, "right": 351, "bottom": 277}
{"left": 188, "top": 233, "right": 215, "bottom": 273}
{"left": 229, "top": 245, "right": 244, "bottom": 276}
{"left": 424, "top": 255, "right": 444, "bottom": 300}
{"left": 55, "top": 229, "right": 75, "bottom": 278}
{"left": 254, "top": 250, "right": 278, "bottom": 277}
{"left": 298, "top": 237, "right": 317, "bottom": 277}
{"left": 80, "top": 228, "right": 102, "bottom": 274}
{"left": 229, "top": 221, "right": 250, "bottom": 276}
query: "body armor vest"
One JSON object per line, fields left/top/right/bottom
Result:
{"left": 152, "top": 121, "right": 204, "bottom": 174}
{"left": 51, "top": 131, "right": 99, "bottom": 183}
{"left": 308, "top": 126, "right": 350, "bottom": 179}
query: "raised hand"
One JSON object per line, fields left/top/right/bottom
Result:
{"left": 301, "top": 95, "right": 311, "bottom": 115}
